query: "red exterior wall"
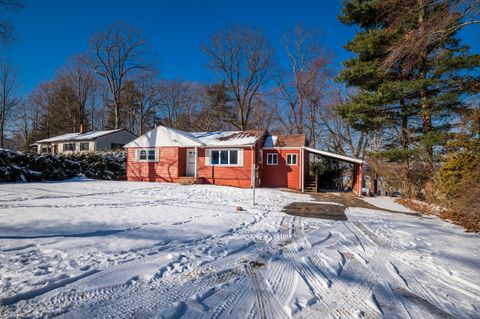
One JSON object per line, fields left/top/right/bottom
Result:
{"left": 352, "top": 163, "right": 363, "bottom": 195}
{"left": 127, "top": 147, "right": 180, "bottom": 182}
{"left": 127, "top": 146, "right": 255, "bottom": 188}
{"left": 198, "top": 148, "right": 253, "bottom": 188}
{"left": 261, "top": 148, "right": 302, "bottom": 190}
{"left": 126, "top": 145, "right": 304, "bottom": 190}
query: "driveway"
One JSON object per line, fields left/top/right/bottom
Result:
{"left": 0, "top": 181, "right": 478, "bottom": 318}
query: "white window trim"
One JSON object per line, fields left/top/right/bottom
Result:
{"left": 63, "top": 143, "right": 76, "bottom": 152}
{"left": 286, "top": 153, "right": 298, "bottom": 166}
{"left": 137, "top": 148, "right": 159, "bottom": 162}
{"left": 208, "top": 148, "right": 242, "bottom": 167}
{"left": 266, "top": 153, "right": 278, "bottom": 166}
{"left": 79, "top": 142, "right": 90, "bottom": 151}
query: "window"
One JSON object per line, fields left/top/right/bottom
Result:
{"left": 210, "top": 149, "right": 240, "bottom": 166}
{"left": 80, "top": 143, "right": 89, "bottom": 151}
{"left": 267, "top": 153, "right": 278, "bottom": 165}
{"left": 137, "top": 149, "right": 158, "bottom": 162}
{"left": 286, "top": 153, "right": 298, "bottom": 165}
{"left": 63, "top": 143, "right": 76, "bottom": 151}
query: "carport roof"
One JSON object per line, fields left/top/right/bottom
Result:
{"left": 304, "top": 147, "right": 363, "bottom": 164}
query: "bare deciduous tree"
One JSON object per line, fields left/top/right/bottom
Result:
{"left": 0, "top": 63, "right": 18, "bottom": 147}
{"left": 317, "top": 89, "right": 369, "bottom": 158}
{"left": 59, "top": 55, "right": 99, "bottom": 132}
{"left": 203, "top": 25, "right": 274, "bottom": 130}
{"left": 278, "top": 26, "right": 322, "bottom": 134}
{"left": 156, "top": 79, "right": 196, "bottom": 130}
{"left": 0, "top": 0, "right": 24, "bottom": 45}
{"left": 276, "top": 26, "right": 334, "bottom": 148}
{"left": 133, "top": 71, "right": 159, "bottom": 135}
{"left": 90, "top": 22, "right": 151, "bottom": 129}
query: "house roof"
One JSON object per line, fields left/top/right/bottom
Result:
{"left": 124, "top": 126, "right": 203, "bottom": 148}
{"left": 263, "top": 134, "right": 307, "bottom": 148}
{"left": 125, "top": 126, "right": 266, "bottom": 148}
{"left": 191, "top": 130, "right": 265, "bottom": 147}
{"left": 34, "top": 129, "right": 127, "bottom": 144}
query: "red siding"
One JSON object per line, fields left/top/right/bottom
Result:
{"left": 126, "top": 145, "right": 303, "bottom": 190}
{"left": 197, "top": 148, "right": 253, "bottom": 188}
{"left": 127, "top": 147, "right": 180, "bottom": 182}
{"left": 127, "top": 146, "right": 255, "bottom": 188}
{"left": 261, "top": 149, "right": 302, "bottom": 190}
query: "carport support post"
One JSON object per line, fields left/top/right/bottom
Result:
{"left": 194, "top": 146, "right": 198, "bottom": 179}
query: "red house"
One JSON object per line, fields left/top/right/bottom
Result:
{"left": 125, "top": 126, "right": 364, "bottom": 194}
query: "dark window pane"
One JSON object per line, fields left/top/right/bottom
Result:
{"left": 211, "top": 150, "right": 219, "bottom": 164}
{"left": 220, "top": 150, "right": 228, "bottom": 164}
{"left": 64, "top": 143, "right": 76, "bottom": 151}
{"left": 268, "top": 153, "right": 277, "bottom": 164}
{"left": 140, "top": 150, "right": 147, "bottom": 160}
{"left": 148, "top": 150, "right": 156, "bottom": 160}
{"left": 230, "top": 150, "right": 238, "bottom": 165}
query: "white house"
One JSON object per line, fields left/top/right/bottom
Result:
{"left": 31, "top": 129, "right": 137, "bottom": 154}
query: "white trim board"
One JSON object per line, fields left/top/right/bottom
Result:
{"left": 303, "top": 147, "right": 363, "bottom": 164}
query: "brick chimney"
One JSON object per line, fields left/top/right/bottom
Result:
{"left": 80, "top": 123, "right": 85, "bottom": 134}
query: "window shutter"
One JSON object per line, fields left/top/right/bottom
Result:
{"left": 155, "top": 149, "right": 160, "bottom": 162}
{"left": 238, "top": 149, "right": 244, "bottom": 166}
{"left": 205, "top": 149, "right": 210, "bottom": 166}
{"left": 136, "top": 149, "right": 140, "bottom": 161}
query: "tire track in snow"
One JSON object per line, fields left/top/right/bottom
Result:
{"left": 246, "top": 262, "right": 290, "bottom": 319}
{"left": 350, "top": 212, "right": 480, "bottom": 318}
{"left": 301, "top": 217, "right": 418, "bottom": 319}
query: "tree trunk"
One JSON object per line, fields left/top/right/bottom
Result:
{"left": 418, "top": 0, "right": 433, "bottom": 160}
{"left": 400, "top": 98, "right": 412, "bottom": 198}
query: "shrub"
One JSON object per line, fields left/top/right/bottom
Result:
{"left": 435, "top": 147, "right": 480, "bottom": 232}
{"left": 0, "top": 149, "right": 126, "bottom": 183}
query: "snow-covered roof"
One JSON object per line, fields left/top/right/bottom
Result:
{"left": 264, "top": 134, "right": 307, "bottom": 148}
{"left": 125, "top": 126, "right": 265, "bottom": 148}
{"left": 124, "top": 126, "right": 204, "bottom": 148}
{"left": 35, "top": 129, "right": 126, "bottom": 143}
{"left": 304, "top": 147, "right": 364, "bottom": 164}
{"left": 191, "top": 130, "right": 264, "bottom": 147}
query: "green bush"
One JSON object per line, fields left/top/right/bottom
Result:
{"left": 0, "top": 149, "right": 126, "bottom": 182}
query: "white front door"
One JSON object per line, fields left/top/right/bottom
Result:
{"left": 186, "top": 149, "right": 196, "bottom": 176}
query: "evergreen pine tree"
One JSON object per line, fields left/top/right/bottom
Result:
{"left": 338, "top": 0, "right": 480, "bottom": 198}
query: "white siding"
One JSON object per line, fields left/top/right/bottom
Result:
{"left": 36, "top": 131, "right": 136, "bottom": 154}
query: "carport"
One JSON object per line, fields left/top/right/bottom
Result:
{"left": 301, "top": 147, "right": 364, "bottom": 196}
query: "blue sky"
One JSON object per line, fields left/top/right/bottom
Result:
{"left": 2, "top": 0, "right": 479, "bottom": 95}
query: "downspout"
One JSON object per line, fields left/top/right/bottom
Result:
{"left": 301, "top": 147, "right": 305, "bottom": 192}
{"left": 250, "top": 146, "right": 255, "bottom": 188}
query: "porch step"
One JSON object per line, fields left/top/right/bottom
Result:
{"left": 304, "top": 179, "right": 317, "bottom": 192}
{"left": 177, "top": 177, "right": 204, "bottom": 185}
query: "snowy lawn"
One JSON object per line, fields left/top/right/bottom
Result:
{"left": 0, "top": 179, "right": 479, "bottom": 318}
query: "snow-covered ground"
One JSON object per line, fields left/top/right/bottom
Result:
{"left": 0, "top": 179, "right": 479, "bottom": 318}
{"left": 361, "top": 195, "right": 414, "bottom": 213}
